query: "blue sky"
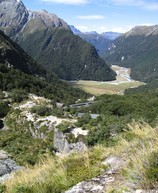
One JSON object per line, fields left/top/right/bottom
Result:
{"left": 22, "top": 0, "right": 158, "bottom": 33}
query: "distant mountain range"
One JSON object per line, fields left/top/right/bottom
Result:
{"left": 70, "top": 25, "right": 121, "bottom": 58}
{"left": 70, "top": 25, "right": 121, "bottom": 40}
{"left": 105, "top": 25, "right": 158, "bottom": 82}
{"left": 0, "top": 0, "right": 116, "bottom": 81}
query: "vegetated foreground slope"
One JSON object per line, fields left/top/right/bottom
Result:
{"left": 2, "top": 122, "right": 158, "bottom": 192}
{"left": 105, "top": 25, "right": 158, "bottom": 82}
{"left": 0, "top": 30, "right": 88, "bottom": 104}
{"left": 0, "top": 0, "right": 116, "bottom": 81}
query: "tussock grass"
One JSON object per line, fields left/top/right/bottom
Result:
{"left": 106, "top": 121, "right": 158, "bottom": 190}
{"left": 4, "top": 147, "right": 106, "bottom": 193}
{"left": 3, "top": 121, "right": 158, "bottom": 192}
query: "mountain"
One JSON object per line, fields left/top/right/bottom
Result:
{"left": 0, "top": 30, "right": 88, "bottom": 103}
{"left": 105, "top": 25, "right": 158, "bottom": 82}
{"left": 101, "top": 32, "right": 121, "bottom": 40}
{"left": 69, "top": 25, "right": 82, "bottom": 35}
{"left": 85, "top": 31, "right": 99, "bottom": 35}
{"left": 0, "top": 0, "right": 116, "bottom": 81}
{"left": 70, "top": 26, "right": 121, "bottom": 59}
{"left": 70, "top": 26, "right": 110, "bottom": 58}
{"left": 0, "top": 30, "right": 45, "bottom": 76}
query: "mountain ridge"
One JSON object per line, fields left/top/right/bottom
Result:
{"left": 0, "top": 0, "right": 116, "bottom": 81}
{"left": 70, "top": 25, "right": 121, "bottom": 59}
{"left": 105, "top": 25, "right": 158, "bottom": 82}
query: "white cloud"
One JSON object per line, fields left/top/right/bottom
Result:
{"left": 143, "top": 2, "right": 158, "bottom": 10}
{"left": 77, "top": 15, "right": 105, "bottom": 20}
{"left": 110, "top": 0, "right": 158, "bottom": 10}
{"left": 40, "top": 0, "right": 89, "bottom": 5}
{"left": 75, "top": 24, "right": 134, "bottom": 33}
{"left": 111, "top": 0, "right": 144, "bottom": 6}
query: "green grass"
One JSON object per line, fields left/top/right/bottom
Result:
{"left": 69, "top": 80, "right": 143, "bottom": 95}
{"left": 3, "top": 122, "right": 158, "bottom": 192}
{"left": 68, "top": 65, "right": 144, "bottom": 96}
{"left": 4, "top": 146, "right": 106, "bottom": 193}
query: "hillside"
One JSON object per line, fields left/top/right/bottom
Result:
{"left": 0, "top": 30, "right": 46, "bottom": 76}
{"left": 105, "top": 25, "right": 158, "bottom": 82}
{"left": 70, "top": 26, "right": 121, "bottom": 59}
{"left": 0, "top": 0, "right": 116, "bottom": 81}
{"left": 0, "top": 30, "right": 158, "bottom": 191}
{"left": 0, "top": 30, "right": 88, "bottom": 104}
{"left": 77, "top": 33, "right": 110, "bottom": 58}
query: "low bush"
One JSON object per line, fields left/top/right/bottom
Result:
{"left": 30, "top": 105, "right": 52, "bottom": 116}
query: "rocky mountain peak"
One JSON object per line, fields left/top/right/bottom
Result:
{"left": 0, "top": 0, "right": 69, "bottom": 38}
{"left": 0, "top": 0, "right": 29, "bottom": 37}
{"left": 124, "top": 25, "right": 158, "bottom": 37}
{"left": 31, "top": 10, "right": 70, "bottom": 29}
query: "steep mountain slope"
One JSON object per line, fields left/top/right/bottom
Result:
{"left": 105, "top": 25, "right": 158, "bottom": 82}
{"left": 70, "top": 26, "right": 121, "bottom": 60}
{"left": 0, "top": 30, "right": 88, "bottom": 103}
{"left": 0, "top": 0, "right": 116, "bottom": 81}
{"left": 0, "top": 30, "right": 45, "bottom": 76}
{"left": 77, "top": 33, "right": 110, "bottom": 57}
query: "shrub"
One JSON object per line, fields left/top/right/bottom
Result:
{"left": 30, "top": 105, "right": 52, "bottom": 116}
{"left": 0, "top": 90, "right": 5, "bottom": 99}
{"left": 0, "top": 184, "right": 6, "bottom": 193}
{"left": 0, "top": 100, "right": 10, "bottom": 118}
{"left": 9, "top": 89, "right": 28, "bottom": 103}
{"left": 12, "top": 184, "right": 32, "bottom": 193}
{"left": 145, "top": 151, "right": 158, "bottom": 188}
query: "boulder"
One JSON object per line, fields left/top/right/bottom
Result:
{"left": 0, "top": 150, "right": 23, "bottom": 182}
{"left": 54, "top": 129, "right": 87, "bottom": 154}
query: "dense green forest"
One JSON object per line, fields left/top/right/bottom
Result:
{"left": 17, "top": 28, "right": 116, "bottom": 81}
{"left": 0, "top": 30, "right": 89, "bottom": 104}
{"left": 105, "top": 33, "right": 158, "bottom": 82}
{"left": 0, "top": 64, "right": 88, "bottom": 104}
{"left": 74, "top": 92, "right": 158, "bottom": 145}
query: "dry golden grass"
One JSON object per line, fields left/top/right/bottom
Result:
{"left": 105, "top": 121, "right": 158, "bottom": 190}
{"left": 4, "top": 147, "right": 106, "bottom": 193}
{"left": 69, "top": 80, "right": 143, "bottom": 95}
{"left": 3, "top": 122, "right": 158, "bottom": 192}
{"left": 68, "top": 65, "right": 144, "bottom": 95}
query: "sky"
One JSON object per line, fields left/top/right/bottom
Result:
{"left": 22, "top": 0, "right": 158, "bottom": 33}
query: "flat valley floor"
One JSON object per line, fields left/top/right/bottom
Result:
{"left": 68, "top": 65, "right": 144, "bottom": 95}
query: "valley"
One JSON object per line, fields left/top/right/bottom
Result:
{"left": 69, "top": 65, "right": 144, "bottom": 95}
{"left": 1, "top": 0, "right": 158, "bottom": 192}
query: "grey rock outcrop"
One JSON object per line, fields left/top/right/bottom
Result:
{"left": 0, "top": 0, "right": 29, "bottom": 37}
{"left": 54, "top": 129, "right": 87, "bottom": 154}
{"left": 65, "top": 156, "right": 158, "bottom": 193}
{"left": 0, "top": 0, "right": 69, "bottom": 40}
{"left": 65, "top": 174, "right": 114, "bottom": 193}
{"left": 0, "top": 150, "right": 23, "bottom": 182}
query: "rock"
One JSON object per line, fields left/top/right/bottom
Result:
{"left": 0, "top": 150, "right": 23, "bottom": 182}
{"left": 54, "top": 128, "right": 70, "bottom": 153}
{"left": 0, "top": 159, "right": 22, "bottom": 177}
{"left": 102, "top": 156, "right": 126, "bottom": 174}
{"left": 0, "top": 150, "right": 11, "bottom": 160}
{"left": 65, "top": 174, "right": 115, "bottom": 193}
{"left": 54, "top": 129, "right": 87, "bottom": 154}
{"left": 135, "top": 190, "right": 143, "bottom": 193}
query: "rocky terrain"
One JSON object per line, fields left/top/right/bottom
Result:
{"left": 0, "top": 150, "right": 22, "bottom": 183}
